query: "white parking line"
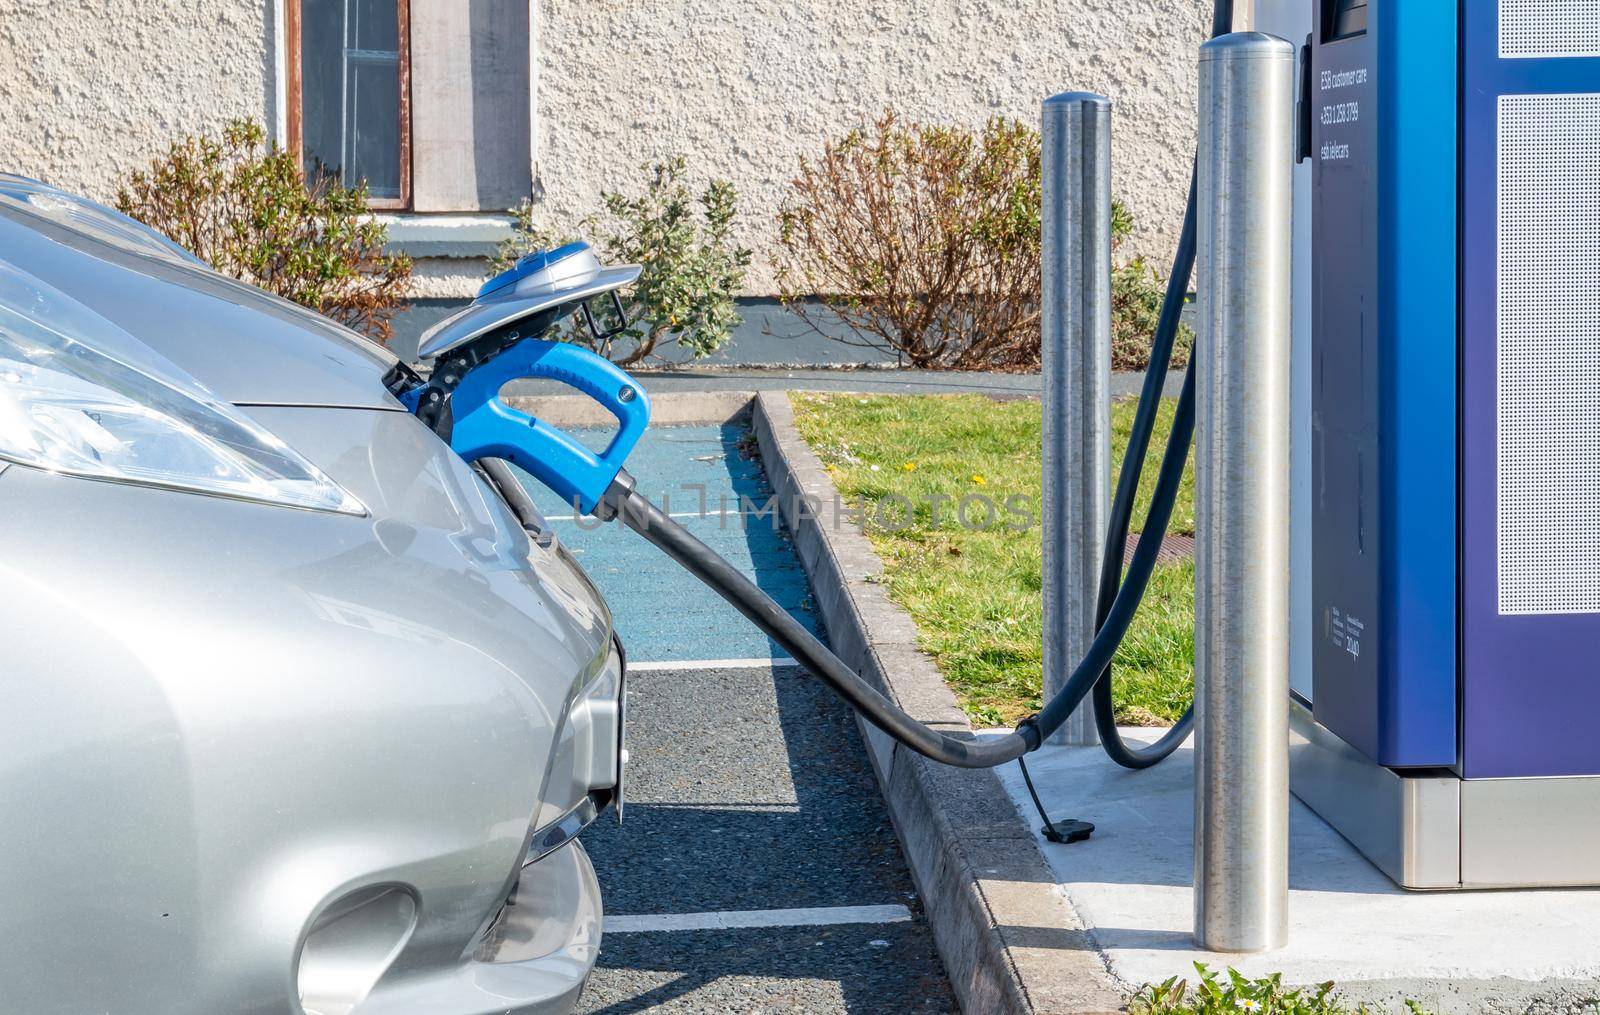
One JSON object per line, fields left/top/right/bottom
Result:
{"left": 605, "top": 904, "right": 912, "bottom": 934}
{"left": 629, "top": 657, "right": 801, "bottom": 672}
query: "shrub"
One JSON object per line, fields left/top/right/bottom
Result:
{"left": 774, "top": 110, "right": 1041, "bottom": 370}
{"left": 1111, "top": 205, "right": 1192, "bottom": 372}
{"left": 1130, "top": 965, "right": 1434, "bottom": 1015}
{"left": 774, "top": 109, "right": 1186, "bottom": 372}
{"left": 115, "top": 120, "right": 412, "bottom": 345}
{"left": 492, "top": 156, "right": 751, "bottom": 366}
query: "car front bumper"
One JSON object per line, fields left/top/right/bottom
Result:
{"left": 307, "top": 839, "right": 603, "bottom": 1015}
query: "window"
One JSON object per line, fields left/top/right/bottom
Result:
{"left": 288, "top": 0, "right": 412, "bottom": 209}
{"left": 286, "top": 0, "right": 531, "bottom": 214}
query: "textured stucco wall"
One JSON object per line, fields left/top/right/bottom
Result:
{"left": 0, "top": 0, "right": 276, "bottom": 202}
{"left": 536, "top": 0, "right": 1213, "bottom": 293}
{"left": 0, "top": 0, "right": 1214, "bottom": 303}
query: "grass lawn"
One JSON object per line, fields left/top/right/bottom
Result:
{"left": 789, "top": 391, "right": 1195, "bottom": 728}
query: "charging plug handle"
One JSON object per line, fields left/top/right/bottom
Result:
{"left": 446, "top": 339, "right": 651, "bottom": 515}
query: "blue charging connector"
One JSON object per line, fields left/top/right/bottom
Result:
{"left": 444, "top": 339, "right": 651, "bottom": 515}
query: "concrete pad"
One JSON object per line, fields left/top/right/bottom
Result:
{"left": 997, "top": 727, "right": 1600, "bottom": 1012}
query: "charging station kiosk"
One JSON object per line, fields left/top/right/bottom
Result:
{"left": 1255, "top": 0, "right": 1600, "bottom": 889}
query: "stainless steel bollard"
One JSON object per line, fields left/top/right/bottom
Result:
{"left": 1040, "top": 92, "right": 1112, "bottom": 748}
{"left": 1193, "top": 32, "right": 1294, "bottom": 953}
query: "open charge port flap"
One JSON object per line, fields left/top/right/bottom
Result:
{"left": 1322, "top": 0, "right": 1367, "bottom": 42}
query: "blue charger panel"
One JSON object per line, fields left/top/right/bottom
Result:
{"left": 1459, "top": 1, "right": 1600, "bottom": 778}
{"left": 1310, "top": 0, "right": 1458, "bottom": 768}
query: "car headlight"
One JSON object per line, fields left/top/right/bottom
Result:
{"left": 576, "top": 640, "right": 626, "bottom": 802}
{"left": 0, "top": 258, "right": 364, "bottom": 515}
{"left": 526, "top": 640, "right": 626, "bottom": 864}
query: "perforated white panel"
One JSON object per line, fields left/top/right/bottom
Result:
{"left": 1498, "top": 94, "right": 1600, "bottom": 615}
{"left": 1501, "top": 0, "right": 1600, "bottom": 59}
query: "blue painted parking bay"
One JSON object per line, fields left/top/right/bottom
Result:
{"left": 513, "top": 422, "right": 823, "bottom": 663}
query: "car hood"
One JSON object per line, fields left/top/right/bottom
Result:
{"left": 0, "top": 201, "right": 401, "bottom": 409}
{"left": 0, "top": 401, "right": 614, "bottom": 738}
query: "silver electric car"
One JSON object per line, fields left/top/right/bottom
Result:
{"left": 0, "top": 176, "right": 623, "bottom": 1014}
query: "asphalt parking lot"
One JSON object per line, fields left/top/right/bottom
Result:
{"left": 520, "top": 422, "right": 956, "bottom": 1013}
{"left": 577, "top": 661, "right": 953, "bottom": 1013}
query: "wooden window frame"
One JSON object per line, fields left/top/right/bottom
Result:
{"left": 285, "top": 0, "right": 413, "bottom": 210}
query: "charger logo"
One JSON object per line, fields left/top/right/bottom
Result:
{"left": 1327, "top": 606, "right": 1363, "bottom": 661}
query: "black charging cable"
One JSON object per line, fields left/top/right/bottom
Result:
{"left": 474, "top": 0, "right": 1233, "bottom": 825}
{"left": 585, "top": 345, "right": 1195, "bottom": 771}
